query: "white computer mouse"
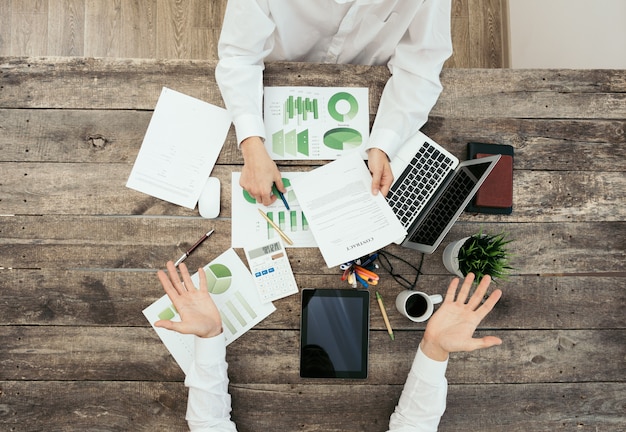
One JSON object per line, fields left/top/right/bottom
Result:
{"left": 198, "top": 177, "right": 220, "bottom": 219}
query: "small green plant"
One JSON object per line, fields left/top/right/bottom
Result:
{"left": 457, "top": 230, "right": 513, "bottom": 283}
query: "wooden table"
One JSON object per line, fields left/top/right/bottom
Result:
{"left": 1, "top": 58, "right": 624, "bottom": 431}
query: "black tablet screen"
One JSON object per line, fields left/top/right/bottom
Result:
{"left": 300, "top": 289, "right": 369, "bottom": 379}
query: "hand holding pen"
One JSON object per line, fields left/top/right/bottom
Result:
{"left": 272, "top": 182, "right": 290, "bottom": 210}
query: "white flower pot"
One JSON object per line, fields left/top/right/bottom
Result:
{"left": 442, "top": 236, "right": 470, "bottom": 277}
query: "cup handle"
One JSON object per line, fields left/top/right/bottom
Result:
{"left": 430, "top": 294, "right": 443, "bottom": 305}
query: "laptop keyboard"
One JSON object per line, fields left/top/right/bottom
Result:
{"left": 408, "top": 168, "right": 476, "bottom": 246}
{"left": 387, "top": 141, "right": 455, "bottom": 228}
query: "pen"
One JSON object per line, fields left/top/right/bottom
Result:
{"left": 174, "top": 229, "right": 215, "bottom": 267}
{"left": 354, "top": 272, "right": 369, "bottom": 288}
{"left": 376, "top": 291, "right": 395, "bottom": 341}
{"left": 360, "top": 253, "right": 378, "bottom": 268}
{"left": 257, "top": 208, "right": 294, "bottom": 245}
{"left": 272, "top": 183, "right": 290, "bottom": 210}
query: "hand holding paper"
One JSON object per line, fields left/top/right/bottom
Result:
{"left": 290, "top": 152, "right": 406, "bottom": 268}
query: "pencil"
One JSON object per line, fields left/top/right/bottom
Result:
{"left": 174, "top": 229, "right": 215, "bottom": 267}
{"left": 257, "top": 208, "right": 294, "bottom": 245}
{"left": 376, "top": 291, "right": 394, "bottom": 341}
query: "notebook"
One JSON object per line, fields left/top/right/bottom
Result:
{"left": 386, "top": 132, "right": 500, "bottom": 253}
{"left": 466, "top": 142, "right": 514, "bottom": 215}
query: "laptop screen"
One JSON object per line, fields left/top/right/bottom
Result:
{"left": 405, "top": 158, "right": 498, "bottom": 250}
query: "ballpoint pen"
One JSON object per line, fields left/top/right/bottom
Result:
{"left": 354, "top": 272, "right": 369, "bottom": 288}
{"left": 272, "top": 183, "right": 290, "bottom": 210}
{"left": 174, "top": 229, "right": 215, "bottom": 267}
{"left": 257, "top": 208, "right": 294, "bottom": 245}
{"left": 376, "top": 291, "right": 395, "bottom": 341}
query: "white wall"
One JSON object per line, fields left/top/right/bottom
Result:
{"left": 508, "top": 0, "right": 626, "bottom": 69}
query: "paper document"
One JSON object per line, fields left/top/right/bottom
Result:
{"left": 264, "top": 86, "right": 369, "bottom": 160}
{"left": 290, "top": 152, "right": 407, "bottom": 268}
{"left": 143, "top": 249, "right": 276, "bottom": 374}
{"left": 127, "top": 87, "right": 231, "bottom": 209}
{"left": 231, "top": 172, "right": 318, "bottom": 248}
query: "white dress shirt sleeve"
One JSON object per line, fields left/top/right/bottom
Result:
{"left": 184, "top": 334, "right": 445, "bottom": 431}
{"left": 387, "top": 345, "right": 449, "bottom": 432}
{"left": 368, "top": 0, "right": 453, "bottom": 160}
{"left": 185, "top": 333, "right": 238, "bottom": 432}
{"left": 215, "top": 0, "right": 274, "bottom": 145}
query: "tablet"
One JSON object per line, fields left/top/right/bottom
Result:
{"left": 300, "top": 289, "right": 370, "bottom": 379}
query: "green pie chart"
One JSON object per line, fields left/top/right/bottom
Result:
{"left": 323, "top": 128, "right": 363, "bottom": 150}
{"left": 205, "top": 263, "right": 232, "bottom": 294}
{"left": 328, "top": 92, "right": 359, "bottom": 122}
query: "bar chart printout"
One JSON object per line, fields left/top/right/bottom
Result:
{"left": 264, "top": 87, "right": 369, "bottom": 160}
{"left": 231, "top": 172, "right": 318, "bottom": 248}
{"left": 142, "top": 249, "right": 276, "bottom": 374}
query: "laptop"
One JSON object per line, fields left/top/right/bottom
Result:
{"left": 386, "top": 132, "right": 500, "bottom": 253}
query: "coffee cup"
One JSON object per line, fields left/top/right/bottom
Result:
{"left": 395, "top": 290, "right": 443, "bottom": 322}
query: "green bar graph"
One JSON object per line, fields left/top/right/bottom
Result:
{"left": 278, "top": 211, "right": 285, "bottom": 230}
{"left": 290, "top": 211, "right": 297, "bottom": 232}
{"left": 283, "top": 95, "right": 319, "bottom": 125}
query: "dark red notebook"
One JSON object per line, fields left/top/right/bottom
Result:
{"left": 466, "top": 143, "right": 514, "bottom": 215}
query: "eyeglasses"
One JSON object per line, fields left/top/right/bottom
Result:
{"left": 377, "top": 250, "right": 424, "bottom": 291}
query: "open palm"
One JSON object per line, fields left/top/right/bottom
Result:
{"left": 154, "top": 261, "right": 223, "bottom": 339}
{"left": 421, "top": 273, "right": 502, "bottom": 361}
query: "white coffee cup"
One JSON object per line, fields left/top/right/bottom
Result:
{"left": 395, "top": 290, "right": 443, "bottom": 322}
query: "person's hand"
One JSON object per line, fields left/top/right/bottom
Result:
{"left": 154, "top": 261, "right": 223, "bottom": 339}
{"left": 367, "top": 148, "right": 394, "bottom": 196}
{"left": 420, "top": 273, "right": 503, "bottom": 361}
{"left": 240, "top": 136, "right": 284, "bottom": 206}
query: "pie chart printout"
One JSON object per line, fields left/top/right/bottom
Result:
{"left": 328, "top": 92, "right": 359, "bottom": 122}
{"left": 323, "top": 128, "right": 363, "bottom": 151}
{"left": 157, "top": 263, "right": 233, "bottom": 320}
{"left": 263, "top": 87, "right": 369, "bottom": 160}
{"left": 205, "top": 263, "right": 233, "bottom": 295}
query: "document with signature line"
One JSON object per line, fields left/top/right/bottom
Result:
{"left": 290, "top": 151, "right": 406, "bottom": 268}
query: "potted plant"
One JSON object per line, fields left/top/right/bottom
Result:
{"left": 442, "top": 230, "right": 513, "bottom": 283}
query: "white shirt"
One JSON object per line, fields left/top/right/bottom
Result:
{"left": 216, "top": 0, "right": 453, "bottom": 160}
{"left": 185, "top": 333, "right": 448, "bottom": 431}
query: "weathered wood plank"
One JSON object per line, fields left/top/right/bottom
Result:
{"left": 83, "top": 0, "right": 123, "bottom": 58}
{"left": 1, "top": 268, "right": 622, "bottom": 330}
{"left": 1, "top": 58, "right": 625, "bottom": 118}
{"left": 8, "top": 3, "right": 49, "bottom": 57}
{"left": 423, "top": 117, "right": 626, "bottom": 171}
{"left": 0, "top": 380, "right": 189, "bottom": 432}
{"left": 0, "top": 2, "right": 11, "bottom": 57}
{"left": 47, "top": 0, "right": 85, "bottom": 57}
{"left": 1, "top": 214, "right": 624, "bottom": 274}
{"left": 1, "top": 326, "right": 624, "bottom": 385}
{"left": 467, "top": 0, "right": 505, "bottom": 68}
{"left": 2, "top": 110, "right": 625, "bottom": 173}
{"left": 1, "top": 164, "right": 624, "bottom": 222}
{"left": 1, "top": 0, "right": 504, "bottom": 68}
{"left": 120, "top": 0, "right": 157, "bottom": 59}
{"left": 0, "top": 108, "right": 240, "bottom": 164}
{"left": 0, "top": 381, "right": 623, "bottom": 432}
{"left": 231, "top": 382, "right": 626, "bottom": 432}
